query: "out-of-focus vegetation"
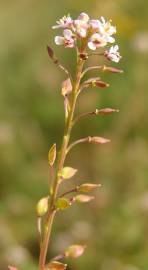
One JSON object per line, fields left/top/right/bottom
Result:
{"left": 0, "top": 1, "right": 148, "bottom": 270}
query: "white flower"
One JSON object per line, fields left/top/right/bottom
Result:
{"left": 88, "top": 33, "right": 107, "bottom": 50}
{"left": 89, "top": 20, "right": 100, "bottom": 31}
{"left": 52, "top": 15, "right": 73, "bottom": 29}
{"left": 105, "top": 45, "right": 121, "bottom": 62}
{"left": 55, "top": 29, "right": 75, "bottom": 48}
{"left": 97, "top": 17, "right": 116, "bottom": 43}
{"left": 77, "top": 12, "right": 90, "bottom": 22}
{"left": 73, "top": 19, "right": 89, "bottom": 38}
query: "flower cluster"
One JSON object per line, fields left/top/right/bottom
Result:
{"left": 53, "top": 13, "right": 121, "bottom": 63}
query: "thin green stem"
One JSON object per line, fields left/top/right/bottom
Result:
{"left": 39, "top": 54, "right": 85, "bottom": 270}
{"left": 59, "top": 187, "right": 78, "bottom": 198}
{"left": 66, "top": 137, "right": 91, "bottom": 154}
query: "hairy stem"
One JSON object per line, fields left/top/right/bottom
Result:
{"left": 39, "top": 55, "right": 85, "bottom": 270}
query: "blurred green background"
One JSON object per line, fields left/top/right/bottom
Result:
{"left": 0, "top": 0, "right": 148, "bottom": 270}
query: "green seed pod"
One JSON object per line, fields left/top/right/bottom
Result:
{"left": 58, "top": 167, "right": 77, "bottom": 180}
{"left": 65, "top": 244, "right": 86, "bottom": 258}
{"left": 56, "top": 198, "right": 71, "bottom": 210}
{"left": 36, "top": 197, "right": 49, "bottom": 217}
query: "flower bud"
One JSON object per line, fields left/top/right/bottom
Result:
{"left": 78, "top": 183, "right": 101, "bottom": 193}
{"left": 75, "top": 194, "right": 94, "bottom": 203}
{"left": 103, "top": 65, "right": 123, "bottom": 73}
{"left": 58, "top": 167, "right": 77, "bottom": 180}
{"left": 8, "top": 267, "right": 18, "bottom": 270}
{"left": 36, "top": 197, "right": 49, "bottom": 217}
{"left": 47, "top": 45, "right": 54, "bottom": 59}
{"left": 56, "top": 198, "right": 71, "bottom": 210}
{"left": 48, "top": 144, "right": 56, "bottom": 166}
{"left": 78, "top": 12, "right": 89, "bottom": 22}
{"left": 46, "top": 261, "right": 67, "bottom": 270}
{"left": 89, "top": 136, "right": 110, "bottom": 144}
{"left": 96, "top": 108, "right": 119, "bottom": 115}
{"left": 95, "top": 80, "right": 109, "bottom": 88}
{"left": 65, "top": 244, "right": 86, "bottom": 258}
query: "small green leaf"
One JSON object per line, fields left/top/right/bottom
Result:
{"left": 48, "top": 144, "right": 56, "bottom": 166}
{"left": 78, "top": 183, "right": 101, "bottom": 193}
{"left": 36, "top": 197, "right": 49, "bottom": 217}
{"left": 46, "top": 261, "right": 67, "bottom": 270}
{"left": 65, "top": 244, "right": 86, "bottom": 258}
{"left": 58, "top": 167, "right": 77, "bottom": 179}
{"left": 75, "top": 194, "right": 94, "bottom": 203}
{"left": 56, "top": 198, "right": 71, "bottom": 210}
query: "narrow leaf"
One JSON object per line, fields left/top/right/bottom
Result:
{"left": 59, "top": 167, "right": 77, "bottom": 179}
{"left": 75, "top": 194, "right": 94, "bottom": 203}
{"left": 56, "top": 198, "right": 71, "bottom": 210}
{"left": 64, "top": 96, "right": 70, "bottom": 120}
{"left": 78, "top": 183, "right": 101, "bottom": 193}
{"left": 65, "top": 245, "right": 86, "bottom": 258}
{"left": 46, "top": 261, "right": 67, "bottom": 270}
{"left": 61, "top": 78, "right": 72, "bottom": 96}
{"left": 48, "top": 144, "right": 56, "bottom": 166}
{"left": 36, "top": 197, "right": 49, "bottom": 217}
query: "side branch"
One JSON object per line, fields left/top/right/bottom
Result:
{"left": 67, "top": 136, "right": 110, "bottom": 154}
{"left": 73, "top": 108, "right": 119, "bottom": 126}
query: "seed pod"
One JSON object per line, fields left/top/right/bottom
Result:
{"left": 48, "top": 144, "right": 56, "bottom": 166}
{"left": 36, "top": 197, "right": 49, "bottom": 217}
{"left": 58, "top": 167, "right": 77, "bottom": 180}
{"left": 65, "top": 244, "right": 86, "bottom": 258}
{"left": 75, "top": 194, "right": 94, "bottom": 203}
{"left": 78, "top": 183, "right": 101, "bottom": 192}
{"left": 56, "top": 198, "right": 71, "bottom": 210}
{"left": 46, "top": 261, "right": 67, "bottom": 270}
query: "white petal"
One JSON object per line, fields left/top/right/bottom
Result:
{"left": 114, "top": 45, "right": 119, "bottom": 51}
{"left": 107, "top": 36, "right": 115, "bottom": 43}
{"left": 77, "top": 27, "right": 87, "bottom": 38}
{"left": 109, "top": 26, "right": 116, "bottom": 35}
{"left": 55, "top": 36, "right": 64, "bottom": 45}
{"left": 78, "top": 12, "right": 89, "bottom": 22}
{"left": 101, "top": 16, "right": 106, "bottom": 24}
{"left": 91, "top": 33, "right": 101, "bottom": 40}
{"left": 88, "top": 41, "right": 96, "bottom": 50}
{"left": 109, "top": 46, "right": 114, "bottom": 53}
{"left": 63, "top": 29, "right": 73, "bottom": 39}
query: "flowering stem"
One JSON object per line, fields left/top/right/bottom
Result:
{"left": 39, "top": 54, "right": 85, "bottom": 270}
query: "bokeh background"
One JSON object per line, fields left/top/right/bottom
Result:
{"left": 0, "top": 0, "right": 148, "bottom": 270}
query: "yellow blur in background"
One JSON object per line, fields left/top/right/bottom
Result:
{"left": 0, "top": 1, "right": 148, "bottom": 270}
